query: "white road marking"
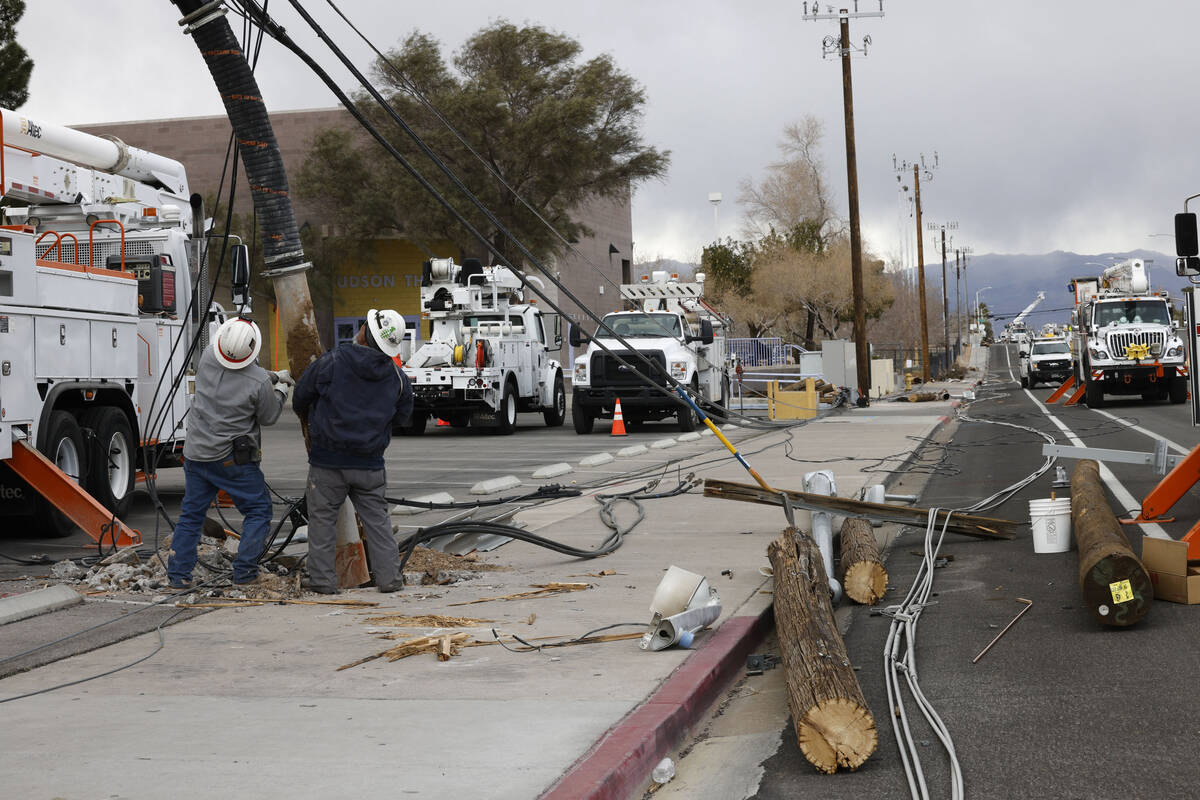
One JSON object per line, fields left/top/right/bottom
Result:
{"left": 1000, "top": 344, "right": 1169, "bottom": 539}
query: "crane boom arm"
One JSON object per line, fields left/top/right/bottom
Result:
{"left": 1011, "top": 291, "right": 1046, "bottom": 328}
{"left": 0, "top": 108, "right": 188, "bottom": 196}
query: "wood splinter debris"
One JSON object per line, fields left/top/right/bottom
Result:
{"left": 447, "top": 582, "right": 590, "bottom": 607}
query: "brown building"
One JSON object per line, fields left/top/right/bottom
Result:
{"left": 77, "top": 108, "right": 632, "bottom": 366}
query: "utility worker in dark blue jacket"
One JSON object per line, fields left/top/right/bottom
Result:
{"left": 293, "top": 308, "right": 413, "bottom": 594}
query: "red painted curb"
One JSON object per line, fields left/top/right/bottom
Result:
{"left": 540, "top": 605, "right": 774, "bottom": 800}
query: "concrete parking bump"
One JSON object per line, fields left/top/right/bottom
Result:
{"left": 532, "top": 462, "right": 573, "bottom": 479}
{"left": 470, "top": 475, "right": 522, "bottom": 495}
{"left": 651, "top": 438, "right": 678, "bottom": 450}
{"left": 722, "top": 424, "right": 739, "bottom": 431}
{"left": 700, "top": 428, "right": 715, "bottom": 436}
{"left": 677, "top": 432, "right": 702, "bottom": 442}
{"left": 579, "top": 452, "right": 615, "bottom": 467}
{"left": 0, "top": 584, "right": 83, "bottom": 626}
{"left": 617, "top": 444, "right": 649, "bottom": 457}
{"left": 391, "top": 491, "right": 456, "bottom": 516}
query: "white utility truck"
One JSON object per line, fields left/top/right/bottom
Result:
{"left": 400, "top": 256, "right": 565, "bottom": 434}
{"left": 0, "top": 109, "right": 202, "bottom": 541}
{"left": 569, "top": 271, "right": 733, "bottom": 433}
{"left": 1069, "top": 259, "right": 1188, "bottom": 407}
{"left": 1019, "top": 335, "right": 1072, "bottom": 389}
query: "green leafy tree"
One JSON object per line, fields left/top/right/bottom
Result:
{"left": 0, "top": 1, "right": 32, "bottom": 109}
{"left": 296, "top": 21, "right": 668, "bottom": 266}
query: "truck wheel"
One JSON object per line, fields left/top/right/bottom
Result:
{"left": 446, "top": 413, "right": 471, "bottom": 429}
{"left": 1170, "top": 376, "right": 1188, "bottom": 404}
{"left": 1020, "top": 374, "right": 1029, "bottom": 389}
{"left": 1028, "top": 375, "right": 1037, "bottom": 390}
{"left": 493, "top": 380, "right": 518, "bottom": 435}
{"left": 78, "top": 407, "right": 136, "bottom": 518}
{"left": 543, "top": 371, "right": 566, "bottom": 427}
{"left": 35, "top": 411, "right": 88, "bottom": 538}
{"left": 572, "top": 401, "right": 595, "bottom": 434}
{"left": 398, "top": 412, "right": 428, "bottom": 436}
{"left": 678, "top": 380, "right": 701, "bottom": 433}
{"left": 1085, "top": 378, "right": 1105, "bottom": 408}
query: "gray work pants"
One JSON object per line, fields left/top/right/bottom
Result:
{"left": 305, "top": 465, "right": 399, "bottom": 590}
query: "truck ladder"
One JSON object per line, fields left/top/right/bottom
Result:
{"left": 7, "top": 440, "right": 142, "bottom": 547}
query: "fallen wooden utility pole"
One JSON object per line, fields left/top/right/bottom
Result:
{"left": 1071, "top": 460, "right": 1153, "bottom": 626}
{"left": 769, "top": 527, "right": 876, "bottom": 773}
{"left": 704, "top": 478, "right": 1018, "bottom": 540}
{"left": 838, "top": 518, "right": 888, "bottom": 605}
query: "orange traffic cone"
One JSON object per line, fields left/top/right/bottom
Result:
{"left": 437, "top": 418, "right": 450, "bottom": 426}
{"left": 610, "top": 398, "right": 627, "bottom": 436}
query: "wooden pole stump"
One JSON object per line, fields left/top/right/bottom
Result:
{"left": 838, "top": 517, "right": 888, "bottom": 605}
{"left": 1071, "top": 459, "right": 1152, "bottom": 627}
{"left": 768, "top": 527, "right": 877, "bottom": 773}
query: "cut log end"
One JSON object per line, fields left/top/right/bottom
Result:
{"left": 797, "top": 697, "right": 878, "bottom": 773}
{"left": 843, "top": 561, "right": 888, "bottom": 605}
{"left": 1081, "top": 552, "right": 1153, "bottom": 627}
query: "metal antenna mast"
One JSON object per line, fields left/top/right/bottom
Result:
{"left": 894, "top": 152, "right": 938, "bottom": 382}
{"left": 803, "top": 1, "right": 883, "bottom": 406}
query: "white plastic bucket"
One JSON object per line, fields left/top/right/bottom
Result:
{"left": 1029, "top": 498, "right": 1072, "bottom": 553}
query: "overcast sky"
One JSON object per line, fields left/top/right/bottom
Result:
{"left": 15, "top": 1, "right": 1199, "bottom": 267}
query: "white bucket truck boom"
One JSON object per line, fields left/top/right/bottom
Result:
{"left": 0, "top": 109, "right": 200, "bottom": 542}
{"left": 400, "top": 257, "right": 565, "bottom": 434}
{"left": 569, "top": 271, "right": 733, "bottom": 433}
{"left": 1070, "top": 259, "right": 1187, "bottom": 407}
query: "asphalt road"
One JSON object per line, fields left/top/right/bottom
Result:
{"left": 745, "top": 343, "right": 1200, "bottom": 799}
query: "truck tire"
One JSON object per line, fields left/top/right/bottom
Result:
{"left": 1170, "top": 376, "right": 1188, "bottom": 404}
{"left": 1020, "top": 374, "right": 1029, "bottom": 389}
{"left": 78, "top": 407, "right": 136, "bottom": 518}
{"left": 543, "top": 371, "right": 566, "bottom": 427}
{"left": 493, "top": 380, "right": 518, "bottom": 435}
{"left": 572, "top": 400, "right": 595, "bottom": 434}
{"left": 35, "top": 410, "right": 88, "bottom": 538}
{"left": 397, "top": 412, "right": 428, "bottom": 436}
{"left": 678, "top": 380, "right": 701, "bottom": 433}
{"left": 1084, "top": 378, "right": 1105, "bottom": 408}
{"left": 446, "top": 412, "right": 471, "bottom": 428}
{"left": 1027, "top": 374, "right": 1037, "bottom": 390}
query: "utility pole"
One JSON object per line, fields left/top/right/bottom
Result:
{"left": 961, "top": 246, "right": 973, "bottom": 341}
{"left": 927, "top": 221, "right": 957, "bottom": 374}
{"left": 804, "top": 0, "right": 883, "bottom": 406}
{"left": 895, "top": 153, "right": 937, "bottom": 382}
{"left": 955, "top": 248, "right": 962, "bottom": 350}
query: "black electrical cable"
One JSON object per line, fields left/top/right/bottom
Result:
{"left": 0, "top": 551, "right": 52, "bottom": 566}
{"left": 386, "top": 484, "right": 581, "bottom": 510}
{"left": 490, "top": 622, "right": 647, "bottom": 654}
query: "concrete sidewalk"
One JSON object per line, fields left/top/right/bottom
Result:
{"left": 0, "top": 386, "right": 976, "bottom": 799}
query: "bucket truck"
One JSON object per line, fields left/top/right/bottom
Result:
{"left": 0, "top": 109, "right": 202, "bottom": 541}
{"left": 1069, "top": 259, "right": 1187, "bottom": 407}
{"left": 399, "top": 257, "right": 565, "bottom": 434}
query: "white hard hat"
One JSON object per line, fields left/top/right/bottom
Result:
{"left": 366, "top": 308, "right": 406, "bottom": 358}
{"left": 212, "top": 317, "right": 262, "bottom": 369}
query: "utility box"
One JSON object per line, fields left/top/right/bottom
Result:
{"left": 870, "top": 358, "right": 895, "bottom": 399}
{"left": 821, "top": 339, "right": 855, "bottom": 390}
{"left": 1142, "top": 537, "right": 1200, "bottom": 604}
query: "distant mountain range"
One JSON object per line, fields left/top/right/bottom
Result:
{"left": 915, "top": 249, "right": 1194, "bottom": 330}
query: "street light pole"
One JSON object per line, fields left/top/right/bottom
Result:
{"left": 805, "top": 1, "right": 883, "bottom": 406}
{"left": 976, "top": 286, "right": 992, "bottom": 336}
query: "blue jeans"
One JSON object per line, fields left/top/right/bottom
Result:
{"left": 167, "top": 458, "right": 273, "bottom": 584}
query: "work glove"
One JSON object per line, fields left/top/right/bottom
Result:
{"left": 270, "top": 369, "right": 295, "bottom": 386}
{"left": 274, "top": 382, "right": 291, "bottom": 402}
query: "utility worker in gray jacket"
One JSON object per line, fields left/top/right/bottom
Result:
{"left": 167, "top": 317, "right": 291, "bottom": 590}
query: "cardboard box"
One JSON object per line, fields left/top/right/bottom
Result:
{"left": 1141, "top": 536, "right": 1200, "bottom": 604}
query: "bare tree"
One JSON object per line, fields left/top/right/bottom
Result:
{"left": 738, "top": 116, "right": 842, "bottom": 243}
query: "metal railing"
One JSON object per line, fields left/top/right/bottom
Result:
{"left": 728, "top": 337, "right": 791, "bottom": 367}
